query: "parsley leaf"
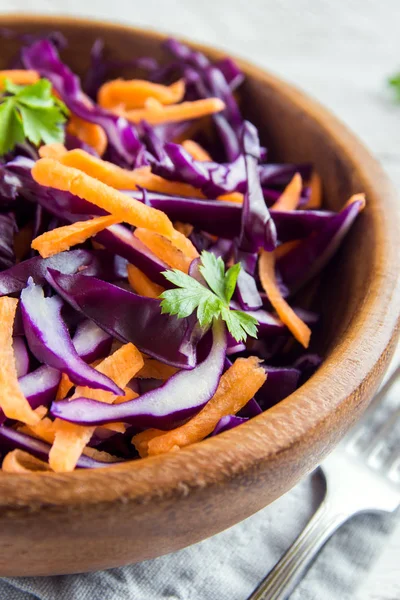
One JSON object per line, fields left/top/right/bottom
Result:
{"left": 0, "top": 77, "right": 68, "bottom": 155}
{"left": 388, "top": 72, "right": 400, "bottom": 101}
{"left": 160, "top": 250, "right": 259, "bottom": 342}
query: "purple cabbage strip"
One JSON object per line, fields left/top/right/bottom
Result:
{"left": 277, "top": 198, "right": 364, "bottom": 294}
{"left": 22, "top": 40, "right": 143, "bottom": 166}
{"left": 211, "top": 415, "right": 248, "bottom": 436}
{"left": 239, "top": 122, "right": 277, "bottom": 253}
{"left": 72, "top": 320, "right": 113, "bottom": 364}
{"left": 0, "top": 212, "right": 17, "bottom": 271}
{"left": 0, "top": 426, "right": 117, "bottom": 468}
{"left": 20, "top": 279, "right": 122, "bottom": 394}
{"left": 46, "top": 270, "right": 200, "bottom": 369}
{"left": 294, "top": 353, "right": 322, "bottom": 385}
{"left": 18, "top": 365, "right": 61, "bottom": 411}
{"left": 12, "top": 337, "right": 30, "bottom": 378}
{"left": 214, "top": 58, "right": 244, "bottom": 91}
{"left": 256, "top": 366, "right": 301, "bottom": 410}
{"left": 51, "top": 319, "right": 227, "bottom": 428}
{"left": 259, "top": 163, "right": 312, "bottom": 188}
{"left": 0, "top": 249, "right": 126, "bottom": 297}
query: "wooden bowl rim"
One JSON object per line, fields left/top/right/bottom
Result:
{"left": 0, "top": 13, "right": 399, "bottom": 509}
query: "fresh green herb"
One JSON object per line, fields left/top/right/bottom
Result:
{"left": 0, "top": 78, "right": 69, "bottom": 155}
{"left": 160, "top": 251, "right": 259, "bottom": 342}
{"left": 388, "top": 72, "right": 400, "bottom": 101}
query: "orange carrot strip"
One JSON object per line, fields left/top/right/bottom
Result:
{"left": 49, "top": 343, "right": 143, "bottom": 472}
{"left": 67, "top": 114, "right": 108, "bottom": 157}
{"left": 173, "top": 222, "right": 194, "bottom": 237}
{"left": 127, "top": 263, "right": 165, "bottom": 298}
{"left": 57, "top": 149, "right": 206, "bottom": 198}
{"left": 137, "top": 359, "right": 179, "bottom": 380}
{"left": 0, "top": 297, "right": 40, "bottom": 426}
{"left": 134, "top": 228, "right": 194, "bottom": 273}
{"left": 132, "top": 429, "right": 165, "bottom": 458}
{"left": 32, "top": 158, "right": 174, "bottom": 237}
{"left": 2, "top": 449, "right": 52, "bottom": 473}
{"left": 270, "top": 173, "right": 302, "bottom": 211}
{"left": 274, "top": 240, "right": 301, "bottom": 260}
{"left": 98, "top": 79, "right": 185, "bottom": 109}
{"left": 31, "top": 215, "right": 119, "bottom": 258}
{"left": 56, "top": 373, "right": 74, "bottom": 401}
{"left": 259, "top": 249, "right": 311, "bottom": 348}
{"left": 0, "top": 69, "right": 39, "bottom": 88}
{"left": 168, "top": 228, "right": 199, "bottom": 259}
{"left": 133, "top": 356, "right": 266, "bottom": 457}
{"left": 39, "top": 143, "right": 68, "bottom": 159}
{"left": 304, "top": 171, "right": 322, "bottom": 209}
{"left": 344, "top": 193, "right": 366, "bottom": 211}
{"left": 82, "top": 446, "right": 120, "bottom": 463}
{"left": 217, "top": 192, "right": 244, "bottom": 204}
{"left": 119, "top": 97, "right": 225, "bottom": 125}
{"left": 23, "top": 414, "right": 56, "bottom": 445}
{"left": 181, "top": 140, "right": 212, "bottom": 162}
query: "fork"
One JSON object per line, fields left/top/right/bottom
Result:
{"left": 247, "top": 366, "right": 400, "bottom": 600}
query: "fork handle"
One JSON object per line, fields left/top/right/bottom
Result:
{"left": 247, "top": 499, "right": 349, "bottom": 600}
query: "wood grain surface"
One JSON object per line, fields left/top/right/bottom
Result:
{"left": 0, "top": 2, "right": 400, "bottom": 598}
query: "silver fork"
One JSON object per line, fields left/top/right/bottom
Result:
{"left": 247, "top": 366, "right": 400, "bottom": 600}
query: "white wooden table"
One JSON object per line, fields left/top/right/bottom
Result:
{"left": 1, "top": 1, "right": 399, "bottom": 597}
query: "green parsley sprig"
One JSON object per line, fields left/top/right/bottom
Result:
{"left": 160, "top": 251, "right": 259, "bottom": 343}
{"left": 388, "top": 72, "right": 400, "bottom": 101}
{"left": 0, "top": 78, "right": 69, "bottom": 156}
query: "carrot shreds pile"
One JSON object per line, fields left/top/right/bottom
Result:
{"left": 31, "top": 214, "right": 119, "bottom": 258}
{"left": 98, "top": 79, "right": 185, "bottom": 109}
{"left": 0, "top": 69, "right": 39, "bottom": 88}
{"left": 67, "top": 114, "right": 108, "bottom": 157}
{"left": 116, "top": 97, "right": 225, "bottom": 125}
{"left": 173, "top": 221, "right": 194, "bottom": 237}
{"left": 127, "top": 263, "right": 165, "bottom": 298}
{"left": 217, "top": 192, "right": 244, "bottom": 204}
{"left": 274, "top": 240, "right": 301, "bottom": 259}
{"left": 259, "top": 249, "right": 311, "bottom": 348}
{"left": 181, "top": 139, "right": 212, "bottom": 162}
{"left": 134, "top": 228, "right": 196, "bottom": 273}
{"left": 49, "top": 343, "right": 143, "bottom": 472}
{"left": 0, "top": 297, "right": 40, "bottom": 426}
{"left": 270, "top": 173, "right": 302, "bottom": 211}
{"left": 137, "top": 359, "right": 179, "bottom": 380}
{"left": 31, "top": 158, "right": 175, "bottom": 237}
{"left": 132, "top": 356, "right": 266, "bottom": 457}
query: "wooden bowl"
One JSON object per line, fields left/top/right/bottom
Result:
{"left": 0, "top": 14, "right": 399, "bottom": 577}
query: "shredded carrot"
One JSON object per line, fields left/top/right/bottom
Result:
{"left": 0, "top": 69, "right": 39, "bottom": 88}
{"left": 31, "top": 215, "right": 119, "bottom": 258}
{"left": 134, "top": 228, "right": 195, "bottom": 273}
{"left": 181, "top": 140, "right": 212, "bottom": 162}
{"left": 127, "top": 263, "right": 165, "bottom": 298}
{"left": 2, "top": 449, "right": 52, "bottom": 473}
{"left": 274, "top": 240, "right": 301, "bottom": 259}
{"left": 137, "top": 359, "right": 179, "bottom": 380}
{"left": 55, "top": 149, "right": 205, "bottom": 199}
{"left": 56, "top": 373, "right": 74, "bottom": 401}
{"left": 132, "top": 356, "right": 266, "bottom": 457}
{"left": 344, "top": 193, "right": 366, "bottom": 212}
{"left": 98, "top": 79, "right": 185, "bottom": 110}
{"left": 217, "top": 192, "right": 244, "bottom": 204}
{"left": 0, "top": 297, "right": 40, "bottom": 426}
{"left": 304, "top": 171, "right": 322, "bottom": 209}
{"left": 82, "top": 446, "right": 120, "bottom": 463}
{"left": 270, "top": 173, "right": 302, "bottom": 211}
{"left": 173, "top": 222, "right": 194, "bottom": 237}
{"left": 14, "top": 222, "right": 34, "bottom": 261}
{"left": 39, "top": 143, "right": 68, "bottom": 159}
{"left": 23, "top": 414, "right": 56, "bottom": 445}
{"left": 49, "top": 343, "right": 143, "bottom": 472}
{"left": 67, "top": 114, "right": 108, "bottom": 157}
{"left": 259, "top": 249, "right": 311, "bottom": 348}
{"left": 117, "top": 97, "right": 225, "bottom": 125}
{"left": 32, "top": 158, "right": 175, "bottom": 237}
